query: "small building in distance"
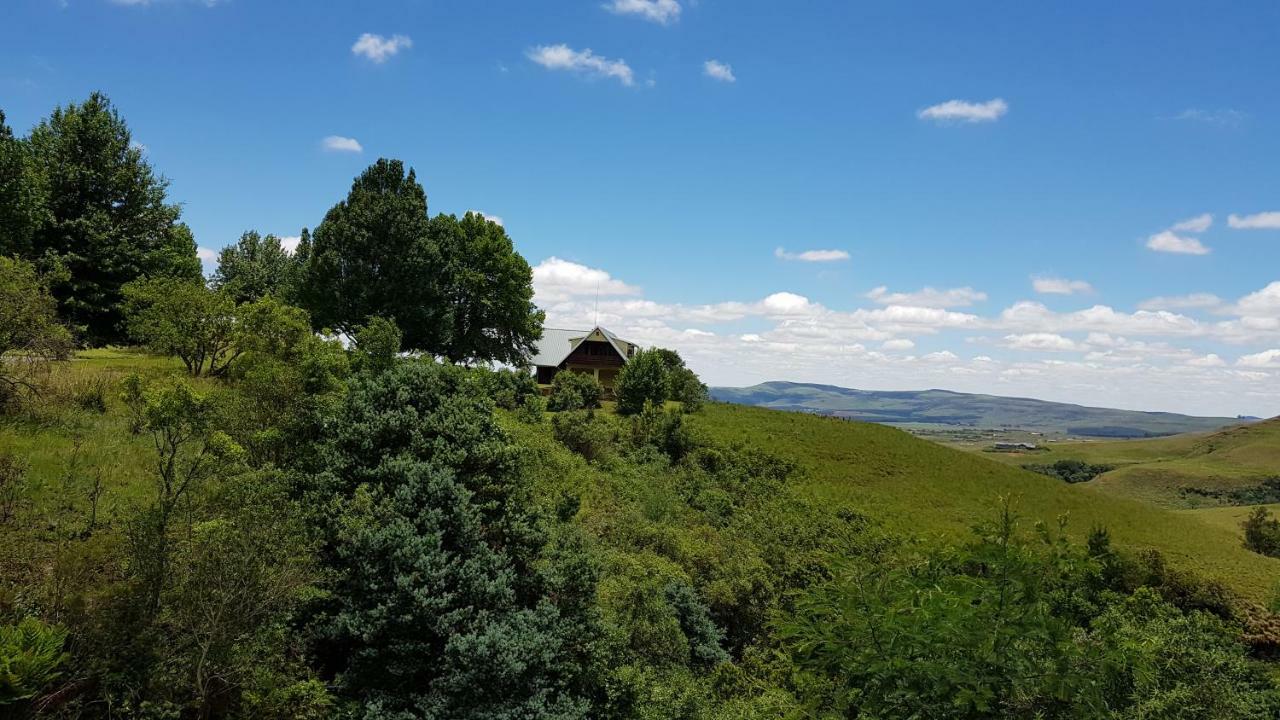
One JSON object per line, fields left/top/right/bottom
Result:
{"left": 531, "top": 326, "right": 638, "bottom": 389}
{"left": 992, "top": 441, "right": 1039, "bottom": 452}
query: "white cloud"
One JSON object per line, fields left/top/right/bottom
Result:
{"left": 761, "top": 292, "right": 813, "bottom": 315}
{"left": 351, "top": 33, "right": 412, "bottom": 63}
{"left": 468, "top": 210, "right": 504, "bottom": 226}
{"left": 196, "top": 247, "right": 217, "bottom": 264}
{"left": 1235, "top": 281, "right": 1280, "bottom": 317}
{"left": 866, "top": 285, "right": 987, "bottom": 308}
{"left": 527, "top": 44, "right": 634, "bottom": 86}
{"left": 279, "top": 236, "right": 301, "bottom": 254}
{"left": 1171, "top": 213, "right": 1213, "bottom": 233}
{"left": 881, "top": 339, "right": 915, "bottom": 351}
{"left": 703, "top": 60, "right": 736, "bottom": 83}
{"left": 321, "top": 135, "right": 363, "bottom": 153}
{"left": 1137, "top": 293, "right": 1224, "bottom": 312}
{"left": 1032, "top": 276, "right": 1093, "bottom": 295}
{"left": 917, "top": 98, "right": 1008, "bottom": 123}
{"left": 922, "top": 350, "right": 959, "bottom": 363}
{"left": 1174, "top": 108, "right": 1247, "bottom": 126}
{"left": 774, "top": 247, "right": 849, "bottom": 262}
{"left": 1237, "top": 349, "right": 1280, "bottom": 369}
{"left": 1146, "top": 230, "right": 1209, "bottom": 255}
{"left": 604, "top": 0, "right": 681, "bottom": 24}
{"left": 1227, "top": 211, "right": 1280, "bottom": 230}
{"left": 1002, "top": 333, "right": 1081, "bottom": 352}
{"left": 532, "top": 257, "right": 641, "bottom": 303}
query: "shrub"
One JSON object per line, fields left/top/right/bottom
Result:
{"left": 552, "top": 410, "right": 615, "bottom": 463}
{"left": 475, "top": 367, "right": 539, "bottom": 410}
{"left": 0, "top": 451, "right": 28, "bottom": 525}
{"left": 628, "top": 402, "right": 698, "bottom": 462}
{"left": 1023, "top": 459, "right": 1113, "bottom": 484}
{"left": 71, "top": 374, "right": 111, "bottom": 414}
{"left": 1243, "top": 506, "right": 1280, "bottom": 558}
{"left": 350, "top": 316, "right": 401, "bottom": 376}
{"left": 548, "top": 371, "right": 602, "bottom": 411}
{"left": 0, "top": 256, "right": 72, "bottom": 409}
{"left": 614, "top": 349, "right": 669, "bottom": 416}
{"left": 668, "top": 366, "right": 708, "bottom": 412}
{"left": 515, "top": 393, "right": 547, "bottom": 424}
{"left": 122, "top": 277, "right": 240, "bottom": 377}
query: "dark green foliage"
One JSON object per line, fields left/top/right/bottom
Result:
{"left": 1183, "top": 477, "right": 1280, "bottom": 506}
{"left": 627, "top": 402, "right": 697, "bottom": 462}
{"left": 299, "top": 161, "right": 543, "bottom": 365}
{"left": 663, "top": 581, "right": 729, "bottom": 667}
{"left": 299, "top": 159, "right": 440, "bottom": 348}
{"left": 1243, "top": 507, "right": 1280, "bottom": 558}
{"left": 551, "top": 410, "right": 615, "bottom": 463}
{"left": 211, "top": 230, "right": 303, "bottom": 303}
{"left": 668, "top": 367, "right": 707, "bottom": 412}
{"left": 548, "top": 371, "right": 602, "bottom": 411}
{"left": 431, "top": 211, "right": 544, "bottom": 365}
{"left": 0, "top": 256, "right": 72, "bottom": 408}
{"left": 350, "top": 316, "right": 402, "bottom": 376}
{"left": 614, "top": 350, "right": 669, "bottom": 416}
{"left": 25, "top": 93, "right": 200, "bottom": 344}
{"left": 0, "top": 617, "right": 68, "bottom": 708}
{"left": 472, "top": 366, "right": 539, "bottom": 410}
{"left": 0, "top": 110, "right": 47, "bottom": 259}
{"left": 309, "top": 361, "right": 603, "bottom": 719}
{"left": 1024, "top": 458, "right": 1113, "bottom": 484}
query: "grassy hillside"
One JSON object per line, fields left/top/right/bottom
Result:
{"left": 693, "top": 402, "right": 1280, "bottom": 602}
{"left": 978, "top": 418, "right": 1280, "bottom": 508}
{"left": 710, "top": 381, "right": 1244, "bottom": 437}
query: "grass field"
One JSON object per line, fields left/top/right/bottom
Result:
{"left": 972, "top": 419, "right": 1280, "bottom": 507}
{"left": 694, "top": 403, "right": 1280, "bottom": 602}
{"left": 5, "top": 352, "right": 1278, "bottom": 604}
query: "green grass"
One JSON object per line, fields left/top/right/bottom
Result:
{"left": 692, "top": 402, "right": 1280, "bottom": 602}
{"left": 973, "top": 419, "right": 1280, "bottom": 507}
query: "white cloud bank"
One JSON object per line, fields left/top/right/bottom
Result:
{"left": 774, "top": 247, "right": 849, "bottom": 262}
{"left": 917, "top": 98, "right": 1008, "bottom": 123}
{"left": 321, "top": 135, "right": 363, "bottom": 153}
{"left": 703, "top": 60, "right": 735, "bottom": 83}
{"left": 604, "top": 0, "right": 681, "bottom": 24}
{"left": 351, "top": 33, "right": 412, "bottom": 63}
{"left": 527, "top": 44, "right": 634, "bottom": 86}
{"left": 1171, "top": 213, "right": 1213, "bottom": 233}
{"left": 1228, "top": 211, "right": 1280, "bottom": 230}
{"left": 532, "top": 257, "right": 641, "bottom": 303}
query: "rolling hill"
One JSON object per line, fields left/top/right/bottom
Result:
{"left": 710, "top": 381, "right": 1245, "bottom": 437}
{"left": 981, "top": 417, "right": 1280, "bottom": 508}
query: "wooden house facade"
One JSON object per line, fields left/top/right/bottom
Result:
{"left": 531, "top": 327, "right": 637, "bottom": 389}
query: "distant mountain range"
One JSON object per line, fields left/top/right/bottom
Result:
{"left": 708, "top": 382, "right": 1247, "bottom": 438}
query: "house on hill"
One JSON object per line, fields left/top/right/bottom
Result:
{"left": 531, "top": 326, "right": 637, "bottom": 389}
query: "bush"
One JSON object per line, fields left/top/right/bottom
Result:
{"left": 0, "top": 451, "right": 28, "bottom": 525}
{"left": 474, "top": 367, "right": 539, "bottom": 410}
{"left": 350, "top": 316, "right": 401, "bottom": 375}
{"left": 515, "top": 393, "right": 546, "bottom": 424}
{"left": 548, "top": 371, "right": 602, "bottom": 411}
{"left": 0, "top": 256, "right": 72, "bottom": 409}
{"left": 1023, "top": 459, "right": 1113, "bottom": 484}
{"left": 1243, "top": 507, "right": 1280, "bottom": 558}
{"left": 552, "top": 410, "right": 615, "bottom": 463}
{"left": 614, "top": 350, "right": 669, "bottom": 416}
{"left": 668, "top": 366, "right": 708, "bottom": 412}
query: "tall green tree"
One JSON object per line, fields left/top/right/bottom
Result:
{"left": 431, "top": 211, "right": 543, "bottom": 365}
{"left": 0, "top": 256, "right": 72, "bottom": 405}
{"left": 309, "top": 361, "right": 602, "bottom": 719}
{"left": 211, "top": 230, "right": 301, "bottom": 303}
{"left": 26, "top": 93, "right": 200, "bottom": 344}
{"left": 0, "top": 110, "right": 47, "bottom": 259}
{"left": 299, "top": 159, "right": 443, "bottom": 348}
{"left": 299, "top": 160, "right": 543, "bottom": 364}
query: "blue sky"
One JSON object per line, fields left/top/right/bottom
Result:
{"left": 4, "top": 0, "right": 1280, "bottom": 416}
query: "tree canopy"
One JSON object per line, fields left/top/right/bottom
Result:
{"left": 299, "top": 159, "right": 542, "bottom": 364}
{"left": 23, "top": 93, "right": 200, "bottom": 344}
{"left": 211, "top": 230, "right": 303, "bottom": 303}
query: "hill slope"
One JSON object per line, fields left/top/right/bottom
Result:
{"left": 982, "top": 418, "right": 1280, "bottom": 508}
{"left": 693, "top": 402, "right": 1280, "bottom": 601}
{"left": 710, "top": 381, "right": 1245, "bottom": 437}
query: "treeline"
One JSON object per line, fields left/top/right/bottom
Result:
{"left": 0, "top": 94, "right": 541, "bottom": 368}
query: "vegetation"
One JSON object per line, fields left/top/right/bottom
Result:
{"left": 547, "top": 370, "right": 602, "bottom": 411}
{"left": 1024, "top": 459, "right": 1114, "bottom": 484}
{"left": 1243, "top": 507, "right": 1280, "bottom": 558}
{"left": 211, "top": 231, "right": 304, "bottom": 303}
{"left": 0, "top": 256, "right": 72, "bottom": 406}
{"left": 614, "top": 347, "right": 707, "bottom": 415}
